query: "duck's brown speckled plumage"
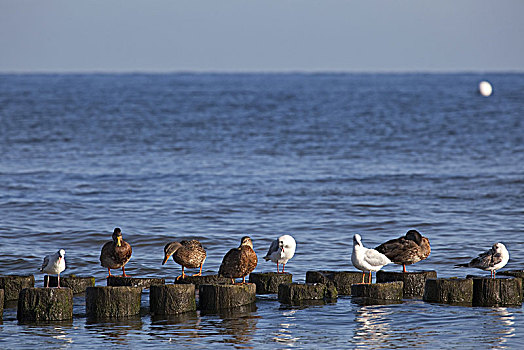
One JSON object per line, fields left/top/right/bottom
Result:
{"left": 100, "top": 227, "right": 132, "bottom": 277}
{"left": 219, "top": 236, "right": 257, "bottom": 283}
{"left": 375, "top": 230, "right": 430, "bottom": 272}
{"left": 162, "top": 239, "right": 207, "bottom": 279}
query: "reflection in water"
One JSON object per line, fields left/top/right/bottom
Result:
{"left": 84, "top": 315, "right": 143, "bottom": 346}
{"left": 481, "top": 307, "right": 515, "bottom": 349}
{"left": 149, "top": 311, "right": 201, "bottom": 342}
{"left": 352, "top": 305, "right": 393, "bottom": 348}
{"left": 199, "top": 303, "right": 259, "bottom": 348}
{"left": 273, "top": 308, "right": 299, "bottom": 347}
{"left": 18, "top": 321, "right": 74, "bottom": 348}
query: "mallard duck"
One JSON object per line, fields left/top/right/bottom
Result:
{"left": 100, "top": 227, "right": 132, "bottom": 277}
{"left": 40, "top": 249, "right": 66, "bottom": 288}
{"left": 375, "top": 229, "right": 431, "bottom": 272}
{"left": 455, "top": 242, "right": 509, "bottom": 278}
{"left": 162, "top": 239, "right": 207, "bottom": 280}
{"left": 263, "top": 234, "right": 296, "bottom": 273}
{"left": 219, "top": 236, "right": 258, "bottom": 284}
{"left": 352, "top": 234, "right": 391, "bottom": 284}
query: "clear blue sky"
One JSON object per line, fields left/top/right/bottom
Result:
{"left": 1, "top": 0, "right": 523, "bottom": 73}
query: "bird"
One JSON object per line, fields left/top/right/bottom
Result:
{"left": 455, "top": 242, "right": 509, "bottom": 278}
{"left": 162, "top": 239, "right": 207, "bottom": 280}
{"left": 40, "top": 249, "right": 66, "bottom": 288}
{"left": 352, "top": 234, "right": 391, "bottom": 284}
{"left": 263, "top": 234, "right": 296, "bottom": 273}
{"left": 375, "top": 229, "right": 431, "bottom": 273}
{"left": 219, "top": 236, "right": 258, "bottom": 284}
{"left": 100, "top": 227, "right": 132, "bottom": 277}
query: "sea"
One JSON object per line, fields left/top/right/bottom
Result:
{"left": 0, "top": 73, "right": 523, "bottom": 349}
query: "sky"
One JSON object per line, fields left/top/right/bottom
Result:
{"left": 1, "top": 0, "right": 524, "bottom": 73}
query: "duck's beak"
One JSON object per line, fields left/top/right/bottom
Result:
{"left": 117, "top": 236, "right": 122, "bottom": 247}
{"left": 162, "top": 254, "right": 171, "bottom": 265}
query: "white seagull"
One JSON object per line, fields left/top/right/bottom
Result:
{"left": 40, "top": 249, "right": 66, "bottom": 288}
{"left": 455, "top": 242, "right": 509, "bottom": 278}
{"left": 352, "top": 234, "right": 391, "bottom": 284}
{"left": 263, "top": 234, "right": 296, "bottom": 273}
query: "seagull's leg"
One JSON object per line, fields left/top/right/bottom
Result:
{"left": 276, "top": 262, "right": 279, "bottom": 273}
{"left": 368, "top": 271, "right": 372, "bottom": 284}
{"left": 46, "top": 276, "right": 49, "bottom": 288}
{"left": 57, "top": 273, "right": 61, "bottom": 289}
{"left": 282, "top": 263, "right": 286, "bottom": 274}
{"left": 403, "top": 265, "right": 407, "bottom": 273}
{"left": 122, "top": 266, "right": 128, "bottom": 277}
{"left": 361, "top": 272, "right": 365, "bottom": 284}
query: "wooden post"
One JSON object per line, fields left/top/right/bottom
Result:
{"left": 150, "top": 284, "right": 196, "bottom": 315}
{"left": 17, "top": 288, "right": 73, "bottom": 322}
{"left": 278, "top": 283, "right": 338, "bottom": 304}
{"left": 351, "top": 281, "right": 403, "bottom": 300}
{"left": 44, "top": 275, "right": 95, "bottom": 294}
{"left": 86, "top": 286, "right": 142, "bottom": 319}
{"left": 472, "top": 278, "right": 522, "bottom": 307}
{"left": 107, "top": 276, "right": 165, "bottom": 288}
{"left": 249, "top": 272, "right": 293, "bottom": 294}
{"left": 174, "top": 275, "right": 232, "bottom": 288}
{"left": 0, "top": 289, "right": 3, "bottom": 319}
{"left": 0, "top": 275, "right": 35, "bottom": 301}
{"left": 376, "top": 271, "right": 437, "bottom": 298}
{"left": 423, "top": 278, "right": 473, "bottom": 304}
{"left": 306, "top": 271, "right": 362, "bottom": 295}
{"left": 198, "top": 284, "right": 256, "bottom": 311}
{"left": 498, "top": 270, "right": 524, "bottom": 279}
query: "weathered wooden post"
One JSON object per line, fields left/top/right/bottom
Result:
{"left": 306, "top": 271, "right": 362, "bottom": 295}
{"left": 44, "top": 275, "right": 95, "bottom": 294}
{"left": 278, "top": 283, "right": 337, "bottom": 304}
{"left": 17, "top": 288, "right": 73, "bottom": 322}
{"left": 0, "top": 289, "right": 4, "bottom": 319}
{"left": 249, "top": 272, "right": 293, "bottom": 294}
{"left": 423, "top": 278, "right": 474, "bottom": 304}
{"left": 150, "top": 284, "right": 196, "bottom": 315}
{"left": 376, "top": 271, "right": 437, "bottom": 298}
{"left": 0, "top": 275, "right": 35, "bottom": 301}
{"left": 198, "top": 284, "right": 256, "bottom": 311}
{"left": 86, "top": 286, "right": 142, "bottom": 319}
{"left": 472, "top": 277, "right": 522, "bottom": 307}
{"left": 174, "top": 275, "right": 232, "bottom": 288}
{"left": 351, "top": 281, "right": 403, "bottom": 301}
{"left": 107, "top": 276, "right": 165, "bottom": 288}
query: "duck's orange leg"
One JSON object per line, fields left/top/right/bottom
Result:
{"left": 403, "top": 264, "right": 407, "bottom": 273}
{"left": 106, "top": 268, "right": 112, "bottom": 278}
{"left": 176, "top": 267, "right": 186, "bottom": 280}
{"left": 122, "top": 266, "right": 129, "bottom": 277}
{"left": 192, "top": 264, "right": 203, "bottom": 277}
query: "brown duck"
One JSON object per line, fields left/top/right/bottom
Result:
{"left": 100, "top": 227, "right": 132, "bottom": 277}
{"left": 162, "top": 239, "right": 207, "bottom": 280}
{"left": 219, "top": 236, "right": 258, "bottom": 284}
{"left": 375, "top": 229, "right": 430, "bottom": 272}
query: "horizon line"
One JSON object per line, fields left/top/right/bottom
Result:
{"left": 1, "top": 69, "right": 523, "bottom": 75}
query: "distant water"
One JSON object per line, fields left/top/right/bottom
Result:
{"left": 0, "top": 73, "right": 523, "bottom": 348}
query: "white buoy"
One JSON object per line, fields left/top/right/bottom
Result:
{"left": 478, "top": 81, "right": 493, "bottom": 97}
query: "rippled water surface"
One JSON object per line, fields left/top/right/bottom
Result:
{"left": 1, "top": 73, "right": 523, "bottom": 348}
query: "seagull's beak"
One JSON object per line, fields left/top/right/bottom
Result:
{"left": 117, "top": 236, "right": 122, "bottom": 247}
{"left": 162, "top": 254, "right": 171, "bottom": 265}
